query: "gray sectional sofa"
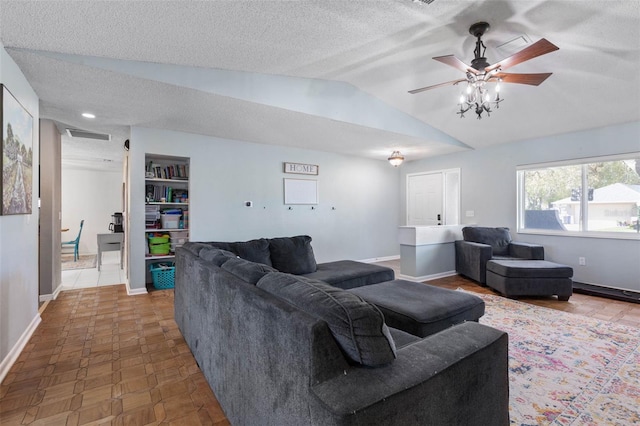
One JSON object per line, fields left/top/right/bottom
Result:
{"left": 175, "top": 236, "right": 509, "bottom": 425}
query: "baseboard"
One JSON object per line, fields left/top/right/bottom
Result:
{"left": 398, "top": 270, "right": 457, "bottom": 282}
{"left": 39, "top": 294, "right": 52, "bottom": 303}
{"left": 52, "top": 284, "right": 63, "bottom": 300}
{"left": 359, "top": 255, "right": 400, "bottom": 263}
{"left": 38, "top": 283, "right": 63, "bottom": 303}
{"left": 573, "top": 282, "right": 640, "bottom": 304}
{"left": 0, "top": 313, "right": 41, "bottom": 384}
{"left": 126, "top": 282, "right": 148, "bottom": 296}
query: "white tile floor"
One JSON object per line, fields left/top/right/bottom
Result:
{"left": 61, "top": 251, "right": 125, "bottom": 290}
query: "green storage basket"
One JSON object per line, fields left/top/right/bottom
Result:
{"left": 149, "top": 262, "right": 175, "bottom": 289}
{"left": 149, "top": 243, "right": 171, "bottom": 255}
{"left": 148, "top": 235, "right": 170, "bottom": 244}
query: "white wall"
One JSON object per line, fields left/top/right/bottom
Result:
{"left": 401, "top": 122, "right": 640, "bottom": 291}
{"left": 0, "top": 45, "right": 40, "bottom": 380}
{"left": 128, "top": 127, "right": 401, "bottom": 292}
{"left": 61, "top": 167, "right": 122, "bottom": 254}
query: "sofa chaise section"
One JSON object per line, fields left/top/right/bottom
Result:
{"left": 302, "top": 260, "right": 395, "bottom": 290}
{"left": 349, "top": 279, "right": 485, "bottom": 337}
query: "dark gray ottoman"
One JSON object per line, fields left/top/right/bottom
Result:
{"left": 486, "top": 259, "right": 573, "bottom": 301}
{"left": 348, "top": 279, "right": 485, "bottom": 338}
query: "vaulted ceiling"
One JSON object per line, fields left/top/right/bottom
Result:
{"left": 1, "top": 1, "right": 638, "bottom": 170}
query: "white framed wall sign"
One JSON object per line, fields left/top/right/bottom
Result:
{"left": 284, "top": 178, "right": 318, "bottom": 204}
{"left": 283, "top": 162, "right": 319, "bottom": 175}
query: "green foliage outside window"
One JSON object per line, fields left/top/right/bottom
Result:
{"left": 519, "top": 157, "right": 640, "bottom": 235}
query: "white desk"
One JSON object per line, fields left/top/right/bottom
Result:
{"left": 97, "top": 233, "right": 124, "bottom": 271}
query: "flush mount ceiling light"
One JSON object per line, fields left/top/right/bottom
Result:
{"left": 408, "top": 22, "right": 559, "bottom": 119}
{"left": 82, "top": 112, "right": 96, "bottom": 119}
{"left": 388, "top": 151, "right": 404, "bottom": 167}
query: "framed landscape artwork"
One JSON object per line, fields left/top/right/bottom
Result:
{"left": 1, "top": 84, "right": 33, "bottom": 215}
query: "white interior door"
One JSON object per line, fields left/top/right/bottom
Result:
{"left": 408, "top": 173, "right": 443, "bottom": 226}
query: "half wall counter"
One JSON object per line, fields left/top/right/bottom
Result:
{"left": 398, "top": 225, "right": 466, "bottom": 281}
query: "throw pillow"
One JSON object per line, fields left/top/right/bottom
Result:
{"left": 206, "top": 239, "right": 272, "bottom": 266}
{"left": 256, "top": 272, "right": 396, "bottom": 367}
{"left": 232, "top": 238, "right": 273, "bottom": 266}
{"left": 200, "top": 247, "right": 237, "bottom": 266}
{"left": 462, "top": 226, "right": 512, "bottom": 256}
{"left": 180, "top": 242, "right": 210, "bottom": 257}
{"left": 221, "top": 257, "right": 277, "bottom": 285}
{"left": 268, "top": 235, "right": 317, "bottom": 274}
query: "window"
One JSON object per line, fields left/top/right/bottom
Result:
{"left": 517, "top": 154, "right": 640, "bottom": 238}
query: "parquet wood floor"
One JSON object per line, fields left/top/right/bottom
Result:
{"left": 2, "top": 271, "right": 639, "bottom": 425}
{"left": 427, "top": 275, "right": 640, "bottom": 328}
{"left": 0, "top": 285, "right": 229, "bottom": 426}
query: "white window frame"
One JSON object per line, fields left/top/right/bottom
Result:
{"left": 517, "top": 152, "right": 640, "bottom": 240}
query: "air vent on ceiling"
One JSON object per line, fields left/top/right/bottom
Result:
{"left": 413, "top": 0, "right": 436, "bottom": 4}
{"left": 65, "top": 128, "right": 111, "bottom": 141}
{"left": 496, "top": 35, "right": 532, "bottom": 55}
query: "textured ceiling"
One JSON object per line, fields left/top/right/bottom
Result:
{"left": 1, "top": 1, "right": 639, "bottom": 170}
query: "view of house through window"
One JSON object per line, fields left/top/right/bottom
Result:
{"left": 518, "top": 155, "right": 640, "bottom": 236}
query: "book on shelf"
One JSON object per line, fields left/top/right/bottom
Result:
{"left": 146, "top": 161, "right": 189, "bottom": 180}
{"left": 145, "top": 184, "right": 188, "bottom": 203}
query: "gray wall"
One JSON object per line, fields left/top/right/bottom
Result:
{"left": 401, "top": 122, "right": 640, "bottom": 291}
{"left": 39, "top": 119, "right": 62, "bottom": 299}
{"left": 128, "top": 127, "right": 401, "bottom": 291}
{"left": 0, "top": 45, "right": 40, "bottom": 377}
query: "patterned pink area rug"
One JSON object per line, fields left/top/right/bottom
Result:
{"left": 467, "top": 291, "right": 640, "bottom": 425}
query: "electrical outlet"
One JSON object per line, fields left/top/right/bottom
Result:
{"left": 579, "top": 257, "right": 586, "bottom": 266}
{"left": 465, "top": 210, "right": 475, "bottom": 217}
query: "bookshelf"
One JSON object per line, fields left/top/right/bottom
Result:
{"left": 144, "top": 154, "right": 190, "bottom": 266}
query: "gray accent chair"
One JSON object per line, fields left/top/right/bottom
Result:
{"left": 455, "top": 226, "right": 544, "bottom": 284}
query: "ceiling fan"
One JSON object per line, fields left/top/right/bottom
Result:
{"left": 408, "top": 22, "right": 559, "bottom": 119}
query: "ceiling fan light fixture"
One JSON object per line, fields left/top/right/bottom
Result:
{"left": 408, "top": 22, "right": 558, "bottom": 120}
{"left": 388, "top": 151, "right": 404, "bottom": 167}
{"left": 458, "top": 79, "right": 502, "bottom": 119}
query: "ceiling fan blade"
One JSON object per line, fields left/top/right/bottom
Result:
{"left": 489, "top": 72, "right": 553, "bottom": 86}
{"left": 433, "top": 55, "right": 480, "bottom": 75}
{"left": 408, "top": 79, "right": 467, "bottom": 94}
{"left": 485, "top": 38, "right": 559, "bottom": 72}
